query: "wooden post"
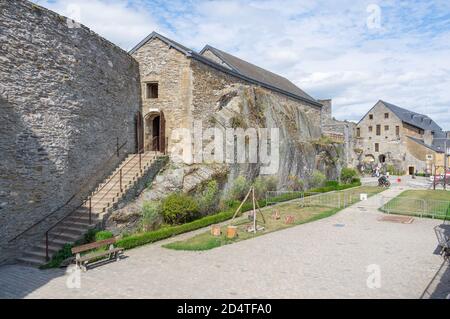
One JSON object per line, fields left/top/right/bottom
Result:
{"left": 231, "top": 187, "right": 253, "bottom": 222}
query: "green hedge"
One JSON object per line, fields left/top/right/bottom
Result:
{"left": 116, "top": 181, "right": 362, "bottom": 250}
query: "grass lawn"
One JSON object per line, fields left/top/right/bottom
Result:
{"left": 380, "top": 190, "right": 450, "bottom": 219}
{"left": 164, "top": 186, "right": 384, "bottom": 251}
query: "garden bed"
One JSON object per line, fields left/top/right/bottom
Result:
{"left": 163, "top": 186, "right": 384, "bottom": 251}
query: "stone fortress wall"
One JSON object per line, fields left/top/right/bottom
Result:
{"left": 0, "top": 0, "right": 141, "bottom": 263}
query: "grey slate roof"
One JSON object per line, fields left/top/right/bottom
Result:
{"left": 408, "top": 136, "right": 441, "bottom": 152}
{"left": 380, "top": 100, "right": 442, "bottom": 132}
{"left": 129, "top": 32, "right": 321, "bottom": 108}
{"left": 199, "top": 45, "right": 317, "bottom": 104}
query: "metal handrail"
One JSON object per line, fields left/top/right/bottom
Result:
{"left": 89, "top": 148, "right": 147, "bottom": 208}
{"left": 43, "top": 148, "right": 158, "bottom": 261}
{"left": 8, "top": 138, "right": 128, "bottom": 243}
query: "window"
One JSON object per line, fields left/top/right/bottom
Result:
{"left": 369, "top": 114, "right": 373, "bottom": 120}
{"left": 369, "top": 126, "right": 373, "bottom": 133}
{"left": 384, "top": 113, "right": 389, "bottom": 119}
{"left": 376, "top": 125, "right": 381, "bottom": 136}
{"left": 146, "top": 83, "right": 158, "bottom": 99}
{"left": 384, "top": 125, "right": 389, "bottom": 131}
{"left": 396, "top": 126, "right": 400, "bottom": 136}
{"left": 375, "top": 143, "right": 379, "bottom": 152}
{"left": 356, "top": 128, "right": 361, "bottom": 138}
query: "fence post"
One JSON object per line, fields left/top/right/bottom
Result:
{"left": 120, "top": 168, "right": 123, "bottom": 193}
{"left": 89, "top": 197, "right": 92, "bottom": 225}
{"left": 45, "top": 232, "right": 49, "bottom": 261}
{"left": 116, "top": 137, "right": 119, "bottom": 157}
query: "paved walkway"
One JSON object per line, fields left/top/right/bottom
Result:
{"left": 0, "top": 185, "right": 448, "bottom": 299}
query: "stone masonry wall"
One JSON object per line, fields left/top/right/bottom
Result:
{"left": 131, "top": 38, "right": 193, "bottom": 151}
{"left": 0, "top": 0, "right": 141, "bottom": 263}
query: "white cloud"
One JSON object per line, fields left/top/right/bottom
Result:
{"left": 33, "top": 0, "right": 162, "bottom": 50}
{"left": 31, "top": 0, "right": 450, "bottom": 130}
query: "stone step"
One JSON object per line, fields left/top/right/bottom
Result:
{"left": 48, "top": 231, "right": 83, "bottom": 243}
{"left": 63, "top": 217, "right": 95, "bottom": 227}
{"left": 52, "top": 225, "right": 86, "bottom": 236}
{"left": 17, "top": 256, "right": 47, "bottom": 267}
{"left": 35, "top": 242, "right": 63, "bottom": 254}
{"left": 17, "top": 152, "right": 165, "bottom": 266}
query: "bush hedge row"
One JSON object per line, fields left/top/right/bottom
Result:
{"left": 116, "top": 181, "right": 362, "bottom": 250}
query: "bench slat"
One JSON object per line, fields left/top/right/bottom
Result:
{"left": 78, "top": 248, "right": 123, "bottom": 263}
{"left": 72, "top": 238, "right": 117, "bottom": 254}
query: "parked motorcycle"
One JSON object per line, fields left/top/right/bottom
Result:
{"left": 378, "top": 175, "right": 391, "bottom": 188}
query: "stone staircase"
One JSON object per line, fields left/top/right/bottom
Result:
{"left": 18, "top": 151, "right": 163, "bottom": 266}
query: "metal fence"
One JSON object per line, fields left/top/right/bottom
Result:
{"left": 380, "top": 196, "right": 450, "bottom": 219}
{"left": 299, "top": 190, "right": 366, "bottom": 209}
{"left": 265, "top": 191, "right": 306, "bottom": 206}
{"left": 266, "top": 189, "right": 375, "bottom": 210}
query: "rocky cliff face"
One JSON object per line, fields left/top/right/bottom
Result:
{"left": 210, "top": 84, "right": 343, "bottom": 189}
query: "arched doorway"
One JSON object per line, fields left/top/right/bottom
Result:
{"left": 144, "top": 111, "right": 165, "bottom": 153}
{"left": 379, "top": 154, "right": 386, "bottom": 163}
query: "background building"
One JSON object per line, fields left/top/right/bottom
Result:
{"left": 355, "top": 100, "right": 450, "bottom": 175}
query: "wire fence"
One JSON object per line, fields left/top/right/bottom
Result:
{"left": 266, "top": 188, "right": 378, "bottom": 210}
{"left": 265, "top": 191, "right": 316, "bottom": 206}
{"left": 299, "top": 190, "right": 370, "bottom": 209}
{"left": 380, "top": 196, "right": 450, "bottom": 220}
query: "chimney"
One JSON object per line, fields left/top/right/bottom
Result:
{"left": 423, "top": 130, "right": 433, "bottom": 146}
{"left": 318, "top": 99, "right": 332, "bottom": 125}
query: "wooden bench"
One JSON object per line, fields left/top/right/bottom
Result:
{"left": 71, "top": 238, "right": 123, "bottom": 271}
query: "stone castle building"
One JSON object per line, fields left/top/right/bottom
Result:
{"left": 129, "top": 32, "right": 323, "bottom": 156}
{"left": 355, "top": 100, "right": 449, "bottom": 175}
{"left": 1, "top": 2, "right": 346, "bottom": 264}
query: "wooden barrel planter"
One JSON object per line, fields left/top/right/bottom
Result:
{"left": 211, "top": 224, "right": 221, "bottom": 237}
{"left": 285, "top": 215, "right": 295, "bottom": 224}
{"left": 226, "top": 226, "right": 238, "bottom": 239}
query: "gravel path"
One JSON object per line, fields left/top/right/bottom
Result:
{"left": 1, "top": 185, "right": 448, "bottom": 299}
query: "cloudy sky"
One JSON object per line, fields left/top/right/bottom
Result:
{"left": 32, "top": 0, "right": 450, "bottom": 130}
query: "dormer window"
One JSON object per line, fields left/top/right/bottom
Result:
{"left": 146, "top": 82, "right": 158, "bottom": 99}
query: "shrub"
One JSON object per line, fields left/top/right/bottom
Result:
{"left": 287, "top": 175, "right": 304, "bottom": 192}
{"left": 141, "top": 201, "right": 162, "bottom": 231}
{"left": 325, "top": 180, "right": 339, "bottom": 188}
{"left": 83, "top": 228, "right": 98, "bottom": 243}
{"left": 386, "top": 165, "right": 405, "bottom": 176}
{"left": 340, "top": 167, "right": 359, "bottom": 184}
{"left": 309, "top": 170, "right": 326, "bottom": 188}
{"left": 197, "top": 180, "right": 219, "bottom": 215}
{"left": 161, "top": 193, "right": 199, "bottom": 224}
{"left": 252, "top": 176, "right": 277, "bottom": 199}
{"left": 95, "top": 230, "right": 114, "bottom": 241}
{"left": 229, "top": 176, "right": 251, "bottom": 200}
